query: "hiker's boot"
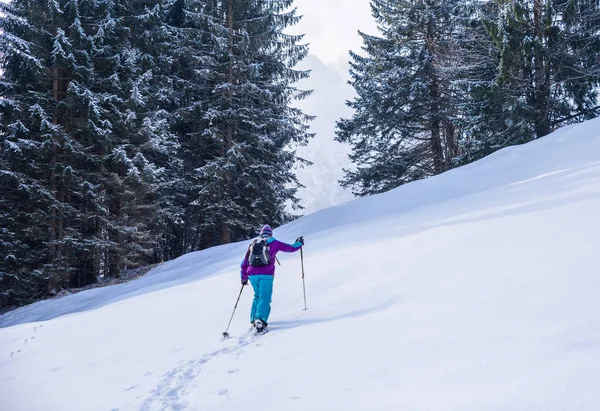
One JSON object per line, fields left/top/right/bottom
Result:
{"left": 255, "top": 319, "right": 268, "bottom": 334}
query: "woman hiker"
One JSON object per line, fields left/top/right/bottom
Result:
{"left": 240, "top": 225, "right": 304, "bottom": 333}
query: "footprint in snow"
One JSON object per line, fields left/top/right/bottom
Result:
{"left": 141, "top": 334, "right": 263, "bottom": 410}
{"left": 24, "top": 339, "right": 28, "bottom": 345}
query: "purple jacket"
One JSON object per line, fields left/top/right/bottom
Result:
{"left": 241, "top": 237, "right": 302, "bottom": 282}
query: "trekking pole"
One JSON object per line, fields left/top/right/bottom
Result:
{"left": 275, "top": 256, "right": 281, "bottom": 265}
{"left": 222, "top": 284, "right": 245, "bottom": 338}
{"left": 301, "top": 248, "right": 307, "bottom": 310}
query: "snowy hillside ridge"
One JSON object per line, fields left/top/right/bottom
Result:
{"left": 287, "top": 117, "right": 600, "bottom": 235}
{"left": 1, "top": 118, "right": 600, "bottom": 410}
{"left": 1, "top": 117, "right": 599, "bottom": 328}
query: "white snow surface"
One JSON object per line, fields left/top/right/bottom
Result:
{"left": 2, "top": 118, "right": 600, "bottom": 410}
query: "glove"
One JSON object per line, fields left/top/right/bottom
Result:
{"left": 242, "top": 279, "right": 248, "bottom": 286}
{"left": 295, "top": 236, "right": 304, "bottom": 246}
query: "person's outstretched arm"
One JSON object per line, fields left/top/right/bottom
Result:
{"left": 271, "top": 236, "right": 304, "bottom": 254}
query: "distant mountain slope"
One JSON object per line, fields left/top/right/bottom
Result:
{"left": 293, "top": 54, "right": 356, "bottom": 214}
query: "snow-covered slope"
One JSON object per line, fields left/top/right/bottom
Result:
{"left": 2, "top": 119, "right": 600, "bottom": 411}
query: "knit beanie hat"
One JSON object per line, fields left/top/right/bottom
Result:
{"left": 260, "top": 225, "right": 273, "bottom": 238}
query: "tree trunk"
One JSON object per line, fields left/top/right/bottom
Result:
{"left": 221, "top": 225, "right": 232, "bottom": 244}
{"left": 426, "top": 20, "right": 444, "bottom": 175}
{"left": 51, "top": 65, "right": 64, "bottom": 261}
{"left": 444, "top": 121, "right": 457, "bottom": 163}
{"left": 221, "top": 0, "right": 235, "bottom": 245}
{"left": 533, "top": 0, "right": 550, "bottom": 138}
{"left": 49, "top": 61, "right": 69, "bottom": 290}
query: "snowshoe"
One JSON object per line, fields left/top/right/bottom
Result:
{"left": 255, "top": 319, "right": 268, "bottom": 334}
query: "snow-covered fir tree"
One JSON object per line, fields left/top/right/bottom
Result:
{"left": 459, "top": 0, "right": 600, "bottom": 163}
{"left": 1, "top": 0, "right": 312, "bottom": 306}
{"left": 188, "top": 0, "right": 313, "bottom": 246}
{"left": 100, "top": 0, "right": 181, "bottom": 276}
{"left": 495, "top": 0, "right": 600, "bottom": 137}
{"left": 157, "top": 0, "right": 228, "bottom": 256}
{"left": 1, "top": 0, "right": 115, "bottom": 302}
{"left": 336, "top": 0, "right": 600, "bottom": 192}
{"left": 449, "top": 1, "right": 532, "bottom": 164}
{"left": 336, "top": 0, "right": 460, "bottom": 196}
{"left": 0, "top": 0, "right": 174, "bottom": 305}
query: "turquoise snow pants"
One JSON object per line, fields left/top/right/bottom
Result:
{"left": 249, "top": 275, "right": 274, "bottom": 323}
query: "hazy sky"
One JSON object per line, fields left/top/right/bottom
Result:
{"left": 291, "top": 0, "right": 377, "bottom": 66}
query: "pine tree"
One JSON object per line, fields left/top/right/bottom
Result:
{"left": 336, "top": 0, "right": 460, "bottom": 196}
{"left": 489, "top": 0, "right": 599, "bottom": 138}
{"left": 1, "top": 0, "right": 312, "bottom": 306}
{"left": 1, "top": 0, "right": 114, "bottom": 301}
{"left": 188, "top": 0, "right": 313, "bottom": 247}
{"left": 455, "top": 0, "right": 600, "bottom": 164}
{"left": 99, "top": 0, "right": 181, "bottom": 276}
{"left": 158, "top": 0, "right": 226, "bottom": 256}
{"left": 0, "top": 0, "right": 175, "bottom": 305}
{"left": 449, "top": 1, "right": 531, "bottom": 164}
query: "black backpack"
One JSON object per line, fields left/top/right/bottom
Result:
{"left": 248, "top": 238, "right": 271, "bottom": 267}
